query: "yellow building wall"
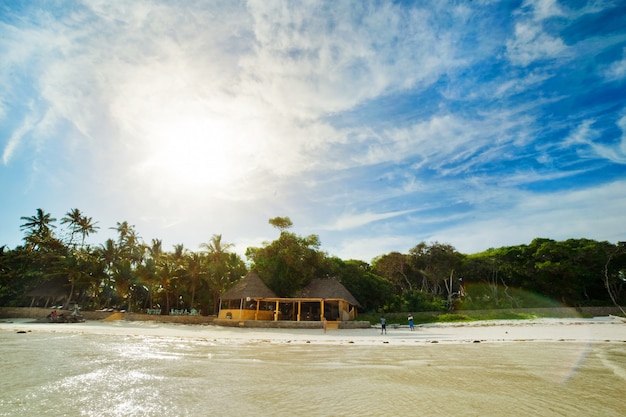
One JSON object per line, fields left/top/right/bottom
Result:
{"left": 218, "top": 309, "right": 274, "bottom": 321}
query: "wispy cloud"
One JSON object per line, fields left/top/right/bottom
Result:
{"left": 604, "top": 47, "right": 626, "bottom": 81}
{"left": 322, "top": 209, "right": 419, "bottom": 232}
{"left": 563, "top": 115, "right": 626, "bottom": 164}
{"left": 506, "top": 21, "right": 567, "bottom": 66}
{"left": 1, "top": 0, "right": 625, "bottom": 260}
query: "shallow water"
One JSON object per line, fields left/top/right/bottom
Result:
{"left": 0, "top": 329, "right": 624, "bottom": 416}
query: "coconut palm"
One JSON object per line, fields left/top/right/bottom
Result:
{"left": 97, "top": 239, "right": 117, "bottom": 308}
{"left": 61, "top": 208, "right": 82, "bottom": 246}
{"left": 169, "top": 244, "right": 187, "bottom": 312}
{"left": 62, "top": 208, "right": 99, "bottom": 248}
{"left": 201, "top": 234, "right": 237, "bottom": 313}
{"left": 143, "top": 239, "right": 164, "bottom": 311}
{"left": 185, "top": 251, "right": 207, "bottom": 312}
{"left": 77, "top": 214, "right": 99, "bottom": 248}
{"left": 20, "top": 208, "right": 57, "bottom": 248}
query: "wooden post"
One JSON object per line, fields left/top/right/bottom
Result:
{"left": 275, "top": 300, "right": 279, "bottom": 321}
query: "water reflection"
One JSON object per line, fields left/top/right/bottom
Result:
{"left": 0, "top": 331, "right": 623, "bottom": 417}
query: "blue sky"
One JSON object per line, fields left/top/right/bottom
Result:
{"left": 1, "top": 0, "right": 625, "bottom": 262}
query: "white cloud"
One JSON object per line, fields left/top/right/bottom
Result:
{"left": 1, "top": 0, "right": 624, "bottom": 262}
{"left": 2, "top": 116, "right": 34, "bottom": 165}
{"left": 427, "top": 180, "right": 626, "bottom": 253}
{"left": 244, "top": 1, "right": 460, "bottom": 117}
{"left": 524, "top": 0, "right": 565, "bottom": 21}
{"left": 506, "top": 22, "right": 566, "bottom": 66}
{"left": 331, "top": 235, "right": 417, "bottom": 262}
{"left": 604, "top": 48, "right": 626, "bottom": 81}
{"left": 564, "top": 116, "right": 626, "bottom": 164}
{"left": 321, "top": 208, "right": 419, "bottom": 232}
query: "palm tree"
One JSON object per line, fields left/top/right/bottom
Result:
{"left": 61, "top": 208, "right": 82, "bottom": 246}
{"left": 20, "top": 208, "right": 57, "bottom": 248}
{"left": 106, "top": 222, "right": 144, "bottom": 312}
{"left": 144, "top": 239, "right": 164, "bottom": 311}
{"left": 97, "top": 239, "right": 117, "bottom": 308}
{"left": 77, "top": 214, "right": 99, "bottom": 248}
{"left": 185, "top": 251, "right": 206, "bottom": 312}
{"left": 170, "top": 244, "right": 187, "bottom": 312}
{"left": 111, "top": 221, "right": 131, "bottom": 246}
{"left": 62, "top": 208, "right": 99, "bottom": 248}
{"left": 201, "top": 234, "right": 236, "bottom": 314}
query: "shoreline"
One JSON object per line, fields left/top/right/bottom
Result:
{"left": 2, "top": 316, "right": 625, "bottom": 346}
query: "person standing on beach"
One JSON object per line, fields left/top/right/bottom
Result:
{"left": 380, "top": 317, "right": 387, "bottom": 334}
{"left": 408, "top": 314, "right": 414, "bottom": 331}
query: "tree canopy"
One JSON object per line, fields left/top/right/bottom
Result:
{"left": 1, "top": 209, "right": 625, "bottom": 314}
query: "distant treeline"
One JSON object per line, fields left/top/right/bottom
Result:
{"left": 1, "top": 209, "right": 624, "bottom": 314}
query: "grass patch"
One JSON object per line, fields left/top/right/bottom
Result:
{"left": 359, "top": 308, "right": 590, "bottom": 325}
{"left": 436, "top": 313, "right": 472, "bottom": 322}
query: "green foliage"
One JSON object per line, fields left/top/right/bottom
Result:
{"left": 2, "top": 210, "right": 625, "bottom": 316}
{"left": 246, "top": 217, "right": 326, "bottom": 297}
{"left": 462, "top": 238, "right": 622, "bottom": 308}
{"left": 401, "top": 290, "right": 447, "bottom": 312}
{"left": 268, "top": 216, "right": 293, "bottom": 231}
{"left": 326, "top": 258, "right": 394, "bottom": 311}
{"left": 359, "top": 309, "right": 588, "bottom": 325}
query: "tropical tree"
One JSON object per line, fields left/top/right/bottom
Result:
{"left": 201, "top": 234, "right": 239, "bottom": 314}
{"left": 109, "top": 222, "right": 144, "bottom": 311}
{"left": 408, "top": 242, "right": 463, "bottom": 298}
{"left": 181, "top": 252, "right": 202, "bottom": 311}
{"left": 371, "top": 252, "right": 415, "bottom": 292}
{"left": 62, "top": 208, "right": 99, "bottom": 248}
{"left": 327, "top": 257, "right": 394, "bottom": 312}
{"left": 61, "top": 208, "right": 82, "bottom": 246}
{"left": 96, "top": 238, "right": 117, "bottom": 308}
{"left": 246, "top": 217, "right": 327, "bottom": 297}
{"left": 604, "top": 241, "right": 626, "bottom": 314}
{"left": 140, "top": 239, "right": 164, "bottom": 311}
{"left": 20, "top": 208, "right": 58, "bottom": 250}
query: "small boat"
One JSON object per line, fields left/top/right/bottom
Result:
{"left": 46, "top": 308, "right": 85, "bottom": 323}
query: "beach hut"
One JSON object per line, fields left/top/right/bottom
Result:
{"left": 218, "top": 273, "right": 361, "bottom": 324}
{"left": 218, "top": 272, "right": 278, "bottom": 321}
{"left": 297, "top": 277, "right": 361, "bottom": 322}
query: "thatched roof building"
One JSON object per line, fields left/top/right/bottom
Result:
{"left": 218, "top": 273, "right": 360, "bottom": 323}
{"left": 220, "top": 271, "right": 277, "bottom": 300}
{"left": 298, "top": 277, "right": 361, "bottom": 307}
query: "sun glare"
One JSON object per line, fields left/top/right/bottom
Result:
{"left": 142, "top": 117, "right": 249, "bottom": 190}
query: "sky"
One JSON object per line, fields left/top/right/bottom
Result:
{"left": 1, "top": 0, "right": 625, "bottom": 263}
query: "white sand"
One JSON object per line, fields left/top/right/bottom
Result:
{"left": 2, "top": 316, "right": 625, "bottom": 345}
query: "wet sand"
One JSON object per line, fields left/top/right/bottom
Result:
{"left": 1, "top": 316, "right": 625, "bottom": 345}
{"left": 1, "top": 316, "right": 625, "bottom": 416}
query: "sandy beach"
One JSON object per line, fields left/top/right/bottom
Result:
{"left": 2, "top": 316, "right": 625, "bottom": 417}
{"left": 2, "top": 316, "right": 625, "bottom": 345}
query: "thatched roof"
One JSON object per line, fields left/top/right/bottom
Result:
{"left": 298, "top": 277, "right": 361, "bottom": 307}
{"left": 221, "top": 271, "right": 277, "bottom": 300}
{"left": 26, "top": 277, "right": 69, "bottom": 299}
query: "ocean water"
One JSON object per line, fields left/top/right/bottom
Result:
{"left": 0, "top": 327, "right": 624, "bottom": 416}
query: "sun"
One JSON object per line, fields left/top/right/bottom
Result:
{"left": 139, "top": 116, "right": 249, "bottom": 191}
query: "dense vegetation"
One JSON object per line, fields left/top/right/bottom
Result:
{"left": 1, "top": 209, "right": 625, "bottom": 315}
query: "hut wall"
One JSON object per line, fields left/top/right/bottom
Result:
{"left": 218, "top": 308, "right": 274, "bottom": 321}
